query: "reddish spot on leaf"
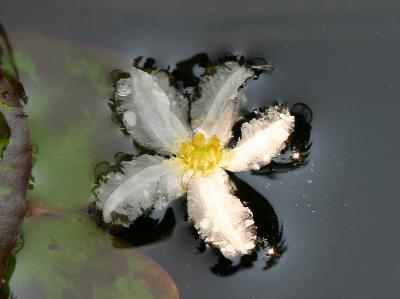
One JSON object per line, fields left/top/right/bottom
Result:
{"left": 25, "top": 201, "right": 60, "bottom": 219}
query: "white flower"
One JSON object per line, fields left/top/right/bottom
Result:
{"left": 95, "top": 61, "right": 295, "bottom": 258}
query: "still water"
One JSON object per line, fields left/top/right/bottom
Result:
{"left": 1, "top": 1, "right": 400, "bottom": 298}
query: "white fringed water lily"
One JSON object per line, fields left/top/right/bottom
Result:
{"left": 95, "top": 61, "right": 294, "bottom": 258}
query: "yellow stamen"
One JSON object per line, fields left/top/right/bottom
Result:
{"left": 178, "top": 133, "right": 223, "bottom": 172}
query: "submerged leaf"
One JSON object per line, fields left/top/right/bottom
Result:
{"left": 187, "top": 170, "right": 256, "bottom": 257}
{"left": 190, "top": 61, "right": 254, "bottom": 144}
{"left": 116, "top": 67, "right": 191, "bottom": 155}
{"left": 95, "top": 155, "right": 185, "bottom": 226}
{"left": 226, "top": 105, "right": 295, "bottom": 172}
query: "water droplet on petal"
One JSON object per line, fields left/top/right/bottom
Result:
{"left": 123, "top": 111, "right": 137, "bottom": 127}
{"left": 117, "top": 79, "right": 132, "bottom": 96}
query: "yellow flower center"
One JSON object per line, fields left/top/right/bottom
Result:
{"left": 178, "top": 133, "right": 223, "bottom": 172}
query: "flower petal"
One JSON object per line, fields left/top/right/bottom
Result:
{"left": 116, "top": 67, "right": 191, "bottom": 155}
{"left": 187, "top": 170, "right": 256, "bottom": 257}
{"left": 190, "top": 62, "right": 254, "bottom": 144}
{"left": 95, "top": 155, "right": 185, "bottom": 226}
{"left": 225, "top": 105, "right": 295, "bottom": 172}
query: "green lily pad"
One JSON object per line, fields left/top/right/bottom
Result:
{"left": 1, "top": 32, "right": 179, "bottom": 299}
{"left": 10, "top": 215, "right": 178, "bottom": 299}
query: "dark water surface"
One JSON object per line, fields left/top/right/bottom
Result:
{"left": 1, "top": 1, "right": 400, "bottom": 298}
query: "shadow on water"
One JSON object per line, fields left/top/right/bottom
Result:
{"left": 91, "top": 53, "right": 312, "bottom": 276}
{"left": 89, "top": 203, "right": 177, "bottom": 248}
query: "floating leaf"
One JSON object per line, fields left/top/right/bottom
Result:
{"left": 1, "top": 32, "right": 179, "bottom": 298}
{"left": 8, "top": 215, "right": 178, "bottom": 299}
{"left": 0, "top": 66, "right": 31, "bottom": 282}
